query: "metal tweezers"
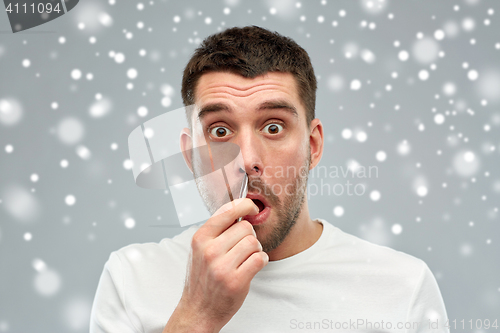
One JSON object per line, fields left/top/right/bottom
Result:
{"left": 237, "top": 173, "right": 248, "bottom": 222}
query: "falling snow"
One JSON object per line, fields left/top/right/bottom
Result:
{"left": 0, "top": 1, "right": 498, "bottom": 331}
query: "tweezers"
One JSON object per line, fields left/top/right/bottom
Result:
{"left": 237, "top": 173, "right": 248, "bottom": 222}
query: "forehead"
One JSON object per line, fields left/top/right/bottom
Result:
{"left": 193, "top": 71, "right": 302, "bottom": 107}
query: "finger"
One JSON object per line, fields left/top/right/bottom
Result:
{"left": 235, "top": 251, "right": 269, "bottom": 284}
{"left": 201, "top": 198, "right": 259, "bottom": 238}
{"left": 213, "top": 220, "right": 256, "bottom": 254}
{"left": 225, "top": 234, "right": 263, "bottom": 269}
{"left": 213, "top": 197, "right": 255, "bottom": 218}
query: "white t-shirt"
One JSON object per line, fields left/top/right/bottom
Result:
{"left": 90, "top": 219, "right": 449, "bottom": 333}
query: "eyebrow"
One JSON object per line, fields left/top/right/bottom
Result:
{"left": 197, "top": 99, "right": 299, "bottom": 121}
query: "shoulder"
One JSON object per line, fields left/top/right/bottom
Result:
{"left": 318, "top": 219, "right": 427, "bottom": 281}
{"left": 315, "top": 220, "right": 447, "bottom": 321}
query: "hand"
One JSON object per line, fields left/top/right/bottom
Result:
{"left": 164, "top": 198, "right": 269, "bottom": 333}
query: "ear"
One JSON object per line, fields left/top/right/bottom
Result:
{"left": 308, "top": 118, "right": 324, "bottom": 170}
{"left": 180, "top": 127, "right": 194, "bottom": 174}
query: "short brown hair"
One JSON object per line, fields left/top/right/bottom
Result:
{"left": 181, "top": 25, "right": 317, "bottom": 126}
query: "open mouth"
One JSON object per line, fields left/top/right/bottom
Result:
{"left": 243, "top": 193, "right": 271, "bottom": 225}
{"left": 251, "top": 199, "right": 266, "bottom": 213}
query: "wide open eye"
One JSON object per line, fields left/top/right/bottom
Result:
{"left": 209, "top": 126, "right": 233, "bottom": 138}
{"left": 263, "top": 123, "right": 283, "bottom": 135}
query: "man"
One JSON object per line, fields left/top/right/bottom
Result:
{"left": 90, "top": 26, "right": 449, "bottom": 333}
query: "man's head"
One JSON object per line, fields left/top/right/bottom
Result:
{"left": 181, "top": 25, "right": 317, "bottom": 128}
{"left": 179, "top": 26, "right": 323, "bottom": 255}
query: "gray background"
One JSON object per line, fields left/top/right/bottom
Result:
{"left": 1, "top": 0, "right": 499, "bottom": 332}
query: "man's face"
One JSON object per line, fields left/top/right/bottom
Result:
{"left": 189, "top": 71, "right": 312, "bottom": 253}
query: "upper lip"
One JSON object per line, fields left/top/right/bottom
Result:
{"left": 245, "top": 192, "right": 271, "bottom": 209}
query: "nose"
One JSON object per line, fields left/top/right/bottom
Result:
{"left": 235, "top": 129, "right": 264, "bottom": 178}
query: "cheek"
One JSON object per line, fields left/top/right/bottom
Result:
{"left": 264, "top": 149, "right": 307, "bottom": 185}
{"left": 261, "top": 133, "right": 308, "bottom": 180}
{"left": 277, "top": 140, "right": 308, "bottom": 165}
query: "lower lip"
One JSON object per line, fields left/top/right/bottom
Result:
{"left": 242, "top": 206, "right": 271, "bottom": 225}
